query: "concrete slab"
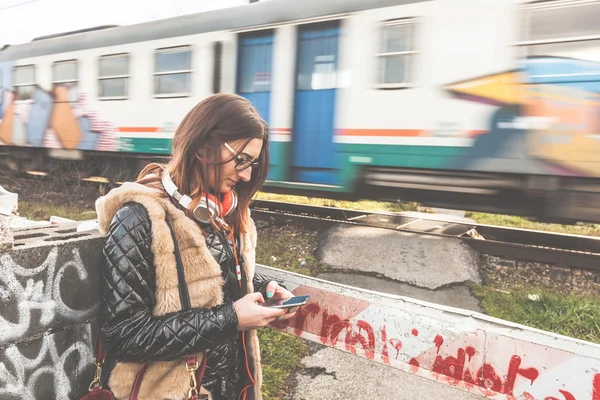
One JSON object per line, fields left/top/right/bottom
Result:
{"left": 317, "top": 224, "right": 481, "bottom": 290}
{"left": 291, "top": 344, "right": 481, "bottom": 400}
{"left": 400, "top": 210, "right": 475, "bottom": 224}
{"left": 431, "top": 208, "right": 468, "bottom": 218}
{"left": 317, "top": 272, "right": 483, "bottom": 312}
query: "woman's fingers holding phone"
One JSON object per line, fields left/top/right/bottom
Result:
{"left": 234, "top": 292, "right": 287, "bottom": 330}
{"left": 276, "top": 307, "right": 297, "bottom": 321}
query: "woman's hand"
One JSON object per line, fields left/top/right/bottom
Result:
{"left": 233, "top": 292, "right": 296, "bottom": 331}
{"left": 265, "top": 280, "right": 293, "bottom": 302}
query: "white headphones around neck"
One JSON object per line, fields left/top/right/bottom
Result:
{"left": 161, "top": 172, "right": 237, "bottom": 225}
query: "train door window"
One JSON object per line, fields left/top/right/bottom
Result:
{"left": 99, "top": 53, "right": 129, "bottom": 100}
{"left": 13, "top": 65, "right": 35, "bottom": 100}
{"left": 238, "top": 34, "right": 272, "bottom": 94}
{"left": 376, "top": 18, "right": 417, "bottom": 88}
{"left": 153, "top": 46, "right": 192, "bottom": 97}
{"left": 519, "top": 1, "right": 600, "bottom": 61}
{"left": 296, "top": 35, "right": 338, "bottom": 91}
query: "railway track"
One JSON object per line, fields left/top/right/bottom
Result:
{"left": 250, "top": 200, "right": 600, "bottom": 272}
{"left": 4, "top": 171, "right": 600, "bottom": 272}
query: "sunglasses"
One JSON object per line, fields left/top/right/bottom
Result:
{"left": 224, "top": 142, "right": 260, "bottom": 171}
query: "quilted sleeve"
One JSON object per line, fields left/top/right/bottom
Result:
{"left": 98, "top": 202, "right": 239, "bottom": 363}
{"left": 253, "top": 272, "right": 287, "bottom": 298}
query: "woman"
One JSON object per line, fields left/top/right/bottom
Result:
{"left": 94, "top": 93, "right": 296, "bottom": 400}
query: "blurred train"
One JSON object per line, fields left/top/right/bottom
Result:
{"left": 1, "top": 0, "right": 600, "bottom": 223}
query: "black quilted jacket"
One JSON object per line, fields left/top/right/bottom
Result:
{"left": 98, "top": 202, "right": 273, "bottom": 400}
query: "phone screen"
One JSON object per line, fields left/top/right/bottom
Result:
{"left": 263, "top": 295, "right": 310, "bottom": 309}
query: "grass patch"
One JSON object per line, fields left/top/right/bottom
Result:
{"left": 467, "top": 212, "right": 600, "bottom": 237}
{"left": 259, "top": 327, "right": 307, "bottom": 400}
{"left": 256, "top": 192, "right": 422, "bottom": 214}
{"left": 16, "top": 201, "right": 97, "bottom": 221}
{"left": 472, "top": 285, "right": 600, "bottom": 344}
{"left": 256, "top": 224, "right": 329, "bottom": 277}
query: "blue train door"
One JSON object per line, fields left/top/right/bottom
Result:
{"left": 292, "top": 21, "right": 340, "bottom": 185}
{"left": 237, "top": 30, "right": 273, "bottom": 127}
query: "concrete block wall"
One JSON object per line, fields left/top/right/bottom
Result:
{"left": 0, "top": 223, "right": 104, "bottom": 399}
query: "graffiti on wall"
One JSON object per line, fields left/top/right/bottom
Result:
{"left": 0, "top": 240, "right": 101, "bottom": 399}
{"left": 0, "top": 84, "right": 118, "bottom": 151}
{"left": 268, "top": 282, "right": 600, "bottom": 400}
{"left": 0, "top": 325, "right": 93, "bottom": 399}
{"left": 0, "top": 246, "right": 98, "bottom": 344}
{"left": 445, "top": 56, "right": 600, "bottom": 178}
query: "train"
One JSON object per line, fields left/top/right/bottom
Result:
{"left": 1, "top": 0, "right": 600, "bottom": 224}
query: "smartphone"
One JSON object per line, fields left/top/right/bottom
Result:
{"left": 263, "top": 295, "right": 311, "bottom": 309}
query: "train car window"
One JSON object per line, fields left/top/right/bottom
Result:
{"left": 0, "top": 69, "right": 3, "bottom": 108}
{"left": 520, "top": 0, "right": 600, "bottom": 44}
{"left": 153, "top": 46, "right": 192, "bottom": 97}
{"left": 53, "top": 60, "right": 78, "bottom": 101}
{"left": 53, "top": 60, "right": 77, "bottom": 84}
{"left": 518, "top": 1, "right": 600, "bottom": 62}
{"left": 376, "top": 18, "right": 417, "bottom": 89}
{"left": 13, "top": 65, "right": 35, "bottom": 100}
{"left": 98, "top": 53, "right": 129, "bottom": 100}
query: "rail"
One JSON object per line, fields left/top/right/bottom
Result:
{"left": 250, "top": 199, "right": 600, "bottom": 271}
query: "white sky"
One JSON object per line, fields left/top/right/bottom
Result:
{"left": 0, "top": 0, "right": 254, "bottom": 46}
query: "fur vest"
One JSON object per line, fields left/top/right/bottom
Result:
{"left": 95, "top": 182, "right": 262, "bottom": 400}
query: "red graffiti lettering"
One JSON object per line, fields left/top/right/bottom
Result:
{"left": 430, "top": 335, "right": 541, "bottom": 396}
{"left": 431, "top": 346, "right": 541, "bottom": 396}
{"left": 465, "top": 346, "right": 475, "bottom": 362}
{"left": 559, "top": 390, "right": 576, "bottom": 400}
{"left": 381, "top": 325, "right": 403, "bottom": 364}
{"left": 390, "top": 338, "right": 403, "bottom": 359}
{"left": 504, "top": 355, "right": 539, "bottom": 395}
{"left": 320, "top": 309, "right": 350, "bottom": 345}
{"left": 381, "top": 325, "right": 389, "bottom": 364}
{"left": 293, "top": 302, "right": 320, "bottom": 336}
{"left": 545, "top": 392, "right": 576, "bottom": 400}
{"left": 526, "top": 373, "right": 598, "bottom": 400}
{"left": 433, "top": 348, "right": 468, "bottom": 381}
{"left": 409, "top": 358, "right": 420, "bottom": 373}
{"left": 477, "top": 363, "right": 503, "bottom": 392}
{"left": 285, "top": 305, "right": 597, "bottom": 399}
{"left": 345, "top": 320, "right": 375, "bottom": 359}
{"left": 463, "top": 369, "right": 475, "bottom": 385}
{"left": 434, "top": 334, "right": 444, "bottom": 354}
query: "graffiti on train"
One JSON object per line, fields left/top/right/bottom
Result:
{"left": 0, "top": 85, "right": 118, "bottom": 151}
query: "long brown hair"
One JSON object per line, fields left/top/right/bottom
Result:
{"left": 136, "top": 93, "right": 269, "bottom": 235}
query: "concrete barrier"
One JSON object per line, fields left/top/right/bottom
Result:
{"left": 0, "top": 223, "right": 103, "bottom": 399}
{"left": 261, "top": 266, "right": 600, "bottom": 400}
{"left": 1, "top": 226, "right": 599, "bottom": 399}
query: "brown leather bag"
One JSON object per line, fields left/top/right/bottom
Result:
{"left": 81, "top": 340, "right": 206, "bottom": 400}
{"left": 80, "top": 338, "right": 115, "bottom": 400}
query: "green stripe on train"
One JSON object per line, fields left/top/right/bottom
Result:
{"left": 118, "top": 138, "right": 173, "bottom": 154}
{"left": 116, "top": 139, "right": 468, "bottom": 191}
